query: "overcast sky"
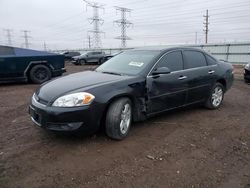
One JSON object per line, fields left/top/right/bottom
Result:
{"left": 0, "top": 0, "right": 250, "bottom": 50}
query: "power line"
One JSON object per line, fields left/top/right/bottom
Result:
{"left": 203, "top": 9, "right": 209, "bottom": 44}
{"left": 83, "top": 0, "right": 105, "bottom": 49}
{"left": 3, "top": 29, "right": 13, "bottom": 46}
{"left": 21, "top": 30, "right": 31, "bottom": 48}
{"left": 114, "top": 6, "right": 133, "bottom": 48}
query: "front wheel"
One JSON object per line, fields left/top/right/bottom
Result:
{"left": 79, "top": 59, "right": 86, "bottom": 65}
{"left": 105, "top": 98, "right": 132, "bottom": 140}
{"left": 205, "top": 83, "right": 224, "bottom": 109}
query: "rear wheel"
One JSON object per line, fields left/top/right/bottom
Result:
{"left": 105, "top": 98, "right": 132, "bottom": 140}
{"left": 205, "top": 83, "right": 224, "bottom": 109}
{"left": 98, "top": 58, "right": 104, "bottom": 65}
{"left": 29, "top": 64, "right": 51, "bottom": 84}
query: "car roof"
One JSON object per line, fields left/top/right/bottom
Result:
{"left": 130, "top": 46, "right": 205, "bottom": 53}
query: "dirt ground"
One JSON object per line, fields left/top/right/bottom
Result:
{"left": 0, "top": 64, "right": 250, "bottom": 188}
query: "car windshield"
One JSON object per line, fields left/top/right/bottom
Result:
{"left": 80, "top": 52, "right": 88, "bottom": 56}
{"left": 96, "top": 50, "right": 159, "bottom": 76}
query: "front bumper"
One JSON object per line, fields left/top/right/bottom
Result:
{"left": 28, "top": 97, "right": 102, "bottom": 133}
{"left": 71, "top": 60, "right": 80, "bottom": 65}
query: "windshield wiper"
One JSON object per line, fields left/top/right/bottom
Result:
{"left": 101, "top": 71, "right": 123, "bottom": 76}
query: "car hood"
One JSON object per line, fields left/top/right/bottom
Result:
{"left": 36, "top": 71, "right": 131, "bottom": 102}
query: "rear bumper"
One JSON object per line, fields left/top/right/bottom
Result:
{"left": 28, "top": 97, "right": 103, "bottom": 133}
{"left": 52, "top": 68, "right": 66, "bottom": 76}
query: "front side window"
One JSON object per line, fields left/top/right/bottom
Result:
{"left": 183, "top": 50, "right": 207, "bottom": 69}
{"left": 155, "top": 51, "right": 183, "bottom": 72}
{"left": 206, "top": 55, "right": 217, "bottom": 65}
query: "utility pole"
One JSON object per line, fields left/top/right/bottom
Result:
{"left": 83, "top": 0, "right": 104, "bottom": 49}
{"left": 203, "top": 9, "right": 209, "bottom": 44}
{"left": 114, "top": 6, "right": 133, "bottom": 48}
{"left": 3, "top": 29, "right": 13, "bottom": 46}
{"left": 21, "top": 30, "right": 31, "bottom": 48}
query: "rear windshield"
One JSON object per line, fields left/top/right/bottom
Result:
{"left": 0, "top": 46, "right": 15, "bottom": 55}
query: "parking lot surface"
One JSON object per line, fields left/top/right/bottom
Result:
{"left": 0, "top": 64, "right": 249, "bottom": 188}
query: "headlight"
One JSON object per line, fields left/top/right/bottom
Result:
{"left": 245, "top": 63, "right": 250, "bottom": 70}
{"left": 52, "top": 92, "right": 95, "bottom": 107}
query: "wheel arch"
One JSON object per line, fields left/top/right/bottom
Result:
{"left": 99, "top": 93, "right": 138, "bottom": 129}
{"left": 24, "top": 61, "right": 53, "bottom": 79}
{"left": 216, "top": 78, "right": 227, "bottom": 90}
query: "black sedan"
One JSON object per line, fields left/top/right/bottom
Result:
{"left": 244, "top": 63, "right": 250, "bottom": 83}
{"left": 29, "top": 47, "right": 234, "bottom": 140}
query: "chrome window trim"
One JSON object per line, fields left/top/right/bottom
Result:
{"left": 147, "top": 49, "right": 182, "bottom": 77}
{"left": 147, "top": 49, "right": 218, "bottom": 78}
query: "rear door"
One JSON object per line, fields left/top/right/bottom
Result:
{"left": 147, "top": 50, "right": 188, "bottom": 114}
{"left": 88, "top": 52, "right": 101, "bottom": 63}
{"left": 182, "top": 50, "right": 216, "bottom": 104}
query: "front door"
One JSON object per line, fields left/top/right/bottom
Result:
{"left": 147, "top": 50, "right": 188, "bottom": 114}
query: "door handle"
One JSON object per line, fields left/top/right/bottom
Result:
{"left": 178, "top": 75, "right": 187, "bottom": 80}
{"left": 208, "top": 70, "right": 215, "bottom": 74}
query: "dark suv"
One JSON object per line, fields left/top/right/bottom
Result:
{"left": 72, "top": 51, "right": 112, "bottom": 65}
{"left": 0, "top": 45, "right": 65, "bottom": 84}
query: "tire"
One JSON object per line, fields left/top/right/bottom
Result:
{"left": 205, "top": 83, "right": 224, "bottom": 109}
{"left": 79, "top": 59, "right": 86, "bottom": 65}
{"left": 105, "top": 98, "right": 132, "bottom": 140}
{"left": 29, "top": 64, "right": 52, "bottom": 84}
{"left": 98, "top": 58, "right": 104, "bottom": 65}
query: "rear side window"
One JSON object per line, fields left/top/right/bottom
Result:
{"left": 206, "top": 55, "right": 217, "bottom": 65}
{"left": 0, "top": 46, "right": 15, "bottom": 55}
{"left": 183, "top": 50, "right": 207, "bottom": 69}
{"left": 155, "top": 51, "right": 183, "bottom": 72}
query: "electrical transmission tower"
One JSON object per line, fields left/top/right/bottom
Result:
{"left": 3, "top": 29, "right": 13, "bottom": 46}
{"left": 83, "top": 0, "right": 105, "bottom": 49}
{"left": 21, "top": 30, "right": 31, "bottom": 48}
{"left": 114, "top": 7, "right": 133, "bottom": 48}
{"left": 43, "top": 41, "right": 47, "bottom": 51}
{"left": 203, "top": 9, "right": 209, "bottom": 44}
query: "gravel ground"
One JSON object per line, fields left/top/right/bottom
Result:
{"left": 0, "top": 64, "right": 249, "bottom": 188}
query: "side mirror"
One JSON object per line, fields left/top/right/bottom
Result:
{"left": 152, "top": 67, "right": 171, "bottom": 75}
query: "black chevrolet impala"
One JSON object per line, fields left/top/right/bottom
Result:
{"left": 29, "top": 47, "right": 234, "bottom": 140}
